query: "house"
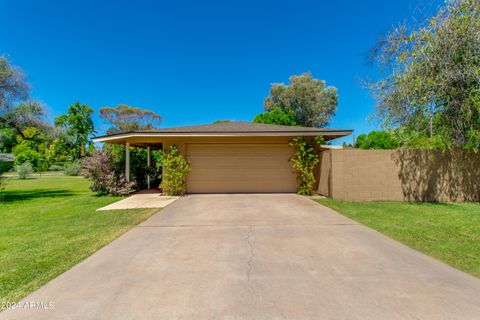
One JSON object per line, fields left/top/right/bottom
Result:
{"left": 92, "top": 121, "right": 352, "bottom": 193}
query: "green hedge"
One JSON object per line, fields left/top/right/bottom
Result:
{"left": 0, "top": 159, "right": 14, "bottom": 174}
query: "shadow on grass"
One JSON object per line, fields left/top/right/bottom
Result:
{"left": 408, "top": 202, "right": 457, "bottom": 207}
{"left": 0, "top": 189, "right": 76, "bottom": 203}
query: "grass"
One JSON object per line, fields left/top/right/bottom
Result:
{"left": 316, "top": 199, "right": 480, "bottom": 278}
{"left": 2, "top": 171, "right": 63, "bottom": 177}
{"left": 0, "top": 176, "right": 158, "bottom": 304}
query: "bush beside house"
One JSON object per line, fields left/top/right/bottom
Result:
{"left": 158, "top": 145, "right": 191, "bottom": 196}
{"left": 289, "top": 136, "right": 323, "bottom": 196}
{"left": 83, "top": 150, "right": 135, "bottom": 196}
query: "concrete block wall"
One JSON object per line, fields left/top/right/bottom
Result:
{"left": 318, "top": 149, "right": 480, "bottom": 202}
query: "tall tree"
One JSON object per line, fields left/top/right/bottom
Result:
{"left": 54, "top": 102, "right": 95, "bottom": 159}
{"left": 368, "top": 0, "right": 480, "bottom": 151}
{"left": 264, "top": 73, "right": 338, "bottom": 127}
{"left": 0, "top": 56, "right": 28, "bottom": 111}
{"left": 0, "top": 56, "right": 47, "bottom": 138}
{"left": 100, "top": 104, "right": 162, "bottom": 134}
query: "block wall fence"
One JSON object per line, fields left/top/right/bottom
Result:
{"left": 317, "top": 149, "right": 480, "bottom": 202}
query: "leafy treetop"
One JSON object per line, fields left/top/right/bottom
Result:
{"left": 253, "top": 108, "right": 299, "bottom": 126}
{"left": 264, "top": 73, "right": 338, "bottom": 127}
{"left": 368, "top": 0, "right": 480, "bottom": 151}
{"left": 355, "top": 131, "right": 399, "bottom": 150}
{"left": 0, "top": 56, "right": 28, "bottom": 112}
{"left": 54, "top": 102, "right": 94, "bottom": 159}
{"left": 0, "top": 57, "right": 47, "bottom": 139}
{"left": 100, "top": 104, "right": 162, "bottom": 134}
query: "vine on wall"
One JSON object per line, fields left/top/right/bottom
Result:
{"left": 289, "top": 136, "right": 323, "bottom": 195}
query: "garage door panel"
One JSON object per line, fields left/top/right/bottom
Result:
{"left": 189, "top": 174, "right": 295, "bottom": 181}
{"left": 188, "top": 162, "right": 291, "bottom": 169}
{"left": 186, "top": 143, "right": 297, "bottom": 193}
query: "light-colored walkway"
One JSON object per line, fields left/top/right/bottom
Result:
{"left": 97, "top": 192, "right": 178, "bottom": 210}
{"left": 2, "top": 194, "right": 480, "bottom": 320}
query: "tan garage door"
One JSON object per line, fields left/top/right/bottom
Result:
{"left": 186, "top": 143, "right": 297, "bottom": 193}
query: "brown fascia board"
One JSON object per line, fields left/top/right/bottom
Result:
{"left": 92, "top": 130, "right": 353, "bottom": 142}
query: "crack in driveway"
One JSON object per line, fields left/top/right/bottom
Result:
{"left": 245, "top": 225, "right": 256, "bottom": 294}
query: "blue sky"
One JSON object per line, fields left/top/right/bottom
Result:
{"left": 1, "top": 0, "right": 441, "bottom": 144}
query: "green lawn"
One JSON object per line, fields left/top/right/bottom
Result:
{"left": 2, "top": 171, "right": 63, "bottom": 177}
{"left": 0, "top": 176, "right": 157, "bottom": 304}
{"left": 316, "top": 199, "right": 480, "bottom": 277}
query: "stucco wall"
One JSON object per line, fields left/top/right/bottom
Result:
{"left": 317, "top": 151, "right": 331, "bottom": 197}
{"left": 318, "top": 149, "right": 480, "bottom": 202}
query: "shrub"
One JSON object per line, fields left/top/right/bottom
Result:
{"left": 48, "top": 164, "right": 64, "bottom": 171}
{"left": 64, "top": 162, "right": 83, "bottom": 176}
{"left": 0, "top": 160, "right": 12, "bottom": 190}
{"left": 14, "top": 150, "right": 42, "bottom": 168}
{"left": 36, "top": 159, "right": 48, "bottom": 173}
{"left": 158, "top": 145, "right": 191, "bottom": 196}
{"left": 16, "top": 161, "right": 33, "bottom": 179}
{"left": 83, "top": 149, "right": 135, "bottom": 196}
{"left": 289, "top": 136, "right": 323, "bottom": 196}
{"left": 0, "top": 159, "right": 14, "bottom": 174}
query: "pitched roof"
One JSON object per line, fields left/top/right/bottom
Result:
{"left": 92, "top": 121, "right": 352, "bottom": 143}
{"left": 151, "top": 121, "right": 349, "bottom": 132}
{"left": 96, "top": 121, "right": 350, "bottom": 135}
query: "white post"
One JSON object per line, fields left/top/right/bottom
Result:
{"left": 125, "top": 142, "right": 130, "bottom": 182}
{"left": 147, "top": 145, "right": 151, "bottom": 189}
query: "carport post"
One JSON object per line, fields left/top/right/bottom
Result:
{"left": 147, "top": 145, "right": 151, "bottom": 189}
{"left": 125, "top": 142, "right": 130, "bottom": 182}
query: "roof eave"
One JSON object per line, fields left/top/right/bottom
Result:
{"left": 92, "top": 131, "right": 353, "bottom": 143}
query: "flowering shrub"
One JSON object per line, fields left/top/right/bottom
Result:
{"left": 83, "top": 149, "right": 135, "bottom": 196}
{"left": 158, "top": 145, "right": 191, "bottom": 196}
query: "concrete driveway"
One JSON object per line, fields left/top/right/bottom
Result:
{"left": 2, "top": 194, "right": 480, "bottom": 320}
